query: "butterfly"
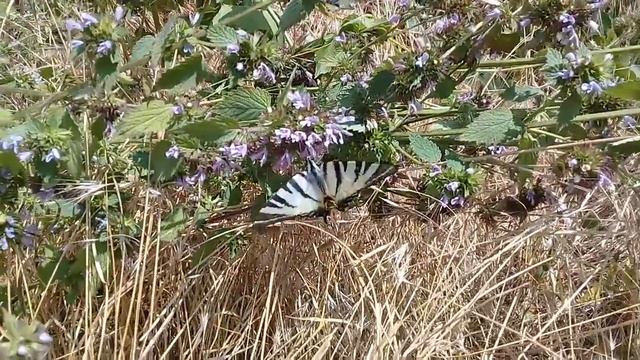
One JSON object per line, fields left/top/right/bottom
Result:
{"left": 254, "top": 160, "right": 396, "bottom": 225}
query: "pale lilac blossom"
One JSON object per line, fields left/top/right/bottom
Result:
{"left": 220, "top": 143, "right": 248, "bottom": 159}
{"left": 114, "top": 5, "right": 126, "bottom": 22}
{"left": 226, "top": 43, "right": 240, "bottom": 55}
{"left": 43, "top": 148, "right": 61, "bottom": 163}
{"left": 287, "top": 90, "right": 312, "bottom": 110}
{"left": 389, "top": 14, "right": 401, "bottom": 25}
{"left": 621, "top": 115, "right": 637, "bottom": 129}
{"left": 340, "top": 74, "right": 353, "bottom": 84}
{"left": 581, "top": 81, "right": 603, "bottom": 96}
{"left": 485, "top": 7, "right": 502, "bottom": 21}
{"left": 70, "top": 39, "right": 85, "bottom": 50}
{"left": 236, "top": 62, "right": 245, "bottom": 71}
{"left": 445, "top": 181, "right": 460, "bottom": 192}
{"left": 18, "top": 151, "right": 33, "bottom": 163}
{"left": 273, "top": 151, "right": 293, "bottom": 173}
{"left": 80, "top": 12, "right": 98, "bottom": 27}
{"left": 97, "top": 40, "right": 113, "bottom": 56}
{"left": 334, "top": 33, "right": 347, "bottom": 43}
{"left": 415, "top": 53, "right": 429, "bottom": 68}
{"left": 450, "top": 195, "right": 465, "bottom": 207}
{"left": 429, "top": 165, "right": 442, "bottom": 177}
{"left": 189, "top": 13, "right": 201, "bottom": 26}
{"left": 324, "top": 123, "right": 352, "bottom": 146}
{"left": 274, "top": 128, "right": 293, "bottom": 143}
{"left": 253, "top": 62, "right": 276, "bottom": 85}
{"left": 300, "top": 115, "right": 319, "bottom": 127}
{"left": 165, "top": 145, "right": 181, "bottom": 159}
{"left": 172, "top": 105, "right": 184, "bottom": 115}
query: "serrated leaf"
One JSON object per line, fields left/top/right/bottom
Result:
{"left": 279, "top": 0, "right": 321, "bottom": 33}
{"left": 130, "top": 35, "right": 155, "bottom": 63}
{"left": 604, "top": 80, "right": 640, "bottom": 101}
{"left": 315, "top": 43, "right": 349, "bottom": 76}
{"left": 149, "top": 140, "right": 181, "bottom": 182}
{"left": 0, "top": 151, "right": 24, "bottom": 176}
{"left": 460, "top": 109, "right": 521, "bottom": 145}
{"left": 206, "top": 24, "right": 239, "bottom": 47}
{"left": 501, "top": 85, "right": 544, "bottom": 102}
{"left": 216, "top": 88, "right": 271, "bottom": 122}
{"left": 545, "top": 48, "right": 564, "bottom": 69}
{"left": 95, "top": 56, "right": 119, "bottom": 93}
{"left": 154, "top": 54, "right": 206, "bottom": 92}
{"left": 115, "top": 100, "right": 174, "bottom": 139}
{"left": 409, "top": 134, "right": 441, "bottom": 163}
{"left": 178, "top": 118, "right": 239, "bottom": 144}
{"left": 368, "top": 70, "right": 395, "bottom": 100}
{"left": 160, "top": 206, "right": 188, "bottom": 242}
{"left": 558, "top": 91, "right": 582, "bottom": 125}
{"left": 152, "top": 16, "right": 177, "bottom": 66}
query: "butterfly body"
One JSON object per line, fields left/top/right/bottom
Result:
{"left": 254, "top": 160, "right": 396, "bottom": 226}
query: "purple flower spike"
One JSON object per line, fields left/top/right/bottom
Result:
{"left": 324, "top": 123, "right": 352, "bottom": 146}
{"left": 485, "top": 7, "right": 502, "bottom": 21}
{"left": 220, "top": 143, "right": 248, "bottom": 159}
{"left": 249, "top": 146, "right": 268, "bottom": 166}
{"left": 273, "top": 151, "right": 293, "bottom": 173}
{"left": 300, "top": 115, "right": 319, "bottom": 128}
{"left": 429, "top": 165, "right": 442, "bottom": 177}
{"left": 79, "top": 12, "right": 99, "bottom": 27}
{"left": 43, "top": 148, "right": 61, "bottom": 163}
{"left": 65, "top": 19, "right": 84, "bottom": 32}
{"left": 415, "top": 53, "right": 429, "bottom": 68}
{"left": 598, "top": 169, "right": 615, "bottom": 190}
{"left": 17, "top": 151, "right": 33, "bottom": 163}
{"left": 567, "top": 158, "right": 579, "bottom": 169}
{"left": 621, "top": 115, "right": 637, "bottom": 129}
{"left": 334, "top": 33, "right": 347, "bottom": 43}
{"left": 274, "top": 128, "right": 293, "bottom": 143}
{"left": 172, "top": 105, "right": 184, "bottom": 115}
{"left": 165, "top": 145, "right": 181, "bottom": 159}
{"left": 287, "top": 90, "right": 312, "bottom": 111}
{"left": 226, "top": 43, "right": 240, "bottom": 55}
{"left": 450, "top": 195, "right": 465, "bottom": 207}
{"left": 444, "top": 181, "right": 460, "bottom": 192}
{"left": 253, "top": 62, "right": 276, "bottom": 85}
{"left": 389, "top": 14, "right": 401, "bottom": 25}
{"left": 581, "top": 81, "right": 603, "bottom": 96}
{"left": 114, "top": 5, "right": 126, "bottom": 22}
{"left": 97, "top": 40, "right": 113, "bottom": 56}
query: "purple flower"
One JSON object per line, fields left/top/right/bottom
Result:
{"left": 557, "top": 26, "right": 579, "bottom": 48}
{"left": 69, "top": 39, "right": 85, "bottom": 50}
{"left": 172, "top": 105, "right": 184, "bottom": 115}
{"left": 291, "top": 131, "right": 307, "bottom": 143}
{"left": 182, "top": 43, "right": 195, "bottom": 55}
{"left": 236, "top": 62, "right": 245, "bottom": 71}
{"left": 65, "top": 19, "right": 84, "bottom": 32}
{"left": 114, "top": 5, "right": 126, "bottom": 22}
{"left": 105, "top": 120, "right": 116, "bottom": 138}
{"left": 519, "top": 17, "right": 531, "bottom": 28}
{"left": 303, "top": 132, "right": 324, "bottom": 159}
{"left": 340, "top": 74, "right": 353, "bottom": 84}
{"left": 253, "top": 62, "right": 276, "bottom": 85}
{"left": 488, "top": 145, "right": 507, "bottom": 155}
{"left": 568, "top": 158, "right": 579, "bottom": 169}
{"left": 97, "top": 40, "right": 113, "bottom": 56}
{"left": 485, "top": 7, "right": 502, "bottom": 21}
{"left": 399, "top": 0, "right": 410, "bottom": 7}
{"left": 165, "top": 145, "right": 181, "bottom": 159}
{"left": 189, "top": 13, "right": 201, "bottom": 26}
{"left": 273, "top": 151, "right": 293, "bottom": 173}
{"left": 358, "top": 73, "right": 371, "bottom": 88}
{"left": 300, "top": 115, "right": 319, "bottom": 128}
{"left": 1, "top": 135, "right": 23, "bottom": 153}
{"left": 620, "top": 115, "right": 637, "bottom": 129}
{"left": 35, "top": 188, "right": 55, "bottom": 202}
{"left": 439, "top": 194, "right": 450, "bottom": 207}
{"left": 525, "top": 190, "right": 536, "bottom": 205}
{"left": 324, "top": 123, "right": 352, "bottom": 146}
{"left": 0, "top": 236, "right": 7, "bottom": 251}
{"left": 587, "top": 20, "right": 600, "bottom": 33}
{"left": 450, "top": 195, "right": 465, "bottom": 207}
{"left": 429, "top": 165, "right": 442, "bottom": 177}
{"left": 249, "top": 146, "right": 268, "bottom": 166}
{"left": 187, "top": 167, "right": 207, "bottom": 184}
{"left": 408, "top": 99, "right": 422, "bottom": 115}
{"left": 22, "top": 223, "right": 38, "bottom": 248}
{"left": 220, "top": 143, "right": 248, "bottom": 159}
{"left": 433, "top": 13, "right": 460, "bottom": 34}
{"left": 226, "top": 43, "right": 240, "bottom": 55}
{"left": 43, "top": 148, "right": 61, "bottom": 163}
{"left": 274, "top": 128, "right": 293, "bottom": 143}
{"left": 565, "top": 52, "right": 578, "bottom": 64}
{"left": 587, "top": 0, "right": 608, "bottom": 9}
{"left": 80, "top": 12, "right": 99, "bottom": 27}
{"left": 559, "top": 13, "right": 576, "bottom": 28}
{"left": 553, "top": 69, "right": 574, "bottom": 81}
{"left": 445, "top": 181, "right": 461, "bottom": 193}
{"left": 581, "top": 81, "right": 603, "bottom": 96}
{"left": 334, "top": 33, "right": 347, "bottom": 43}
{"left": 17, "top": 151, "right": 33, "bottom": 163}
{"left": 598, "top": 169, "right": 615, "bottom": 190}
{"left": 415, "top": 53, "right": 429, "bottom": 68}
{"left": 236, "top": 29, "right": 249, "bottom": 41}
{"left": 287, "top": 90, "right": 312, "bottom": 110}
{"left": 389, "top": 14, "right": 401, "bottom": 25}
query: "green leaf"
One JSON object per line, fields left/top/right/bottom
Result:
{"left": 544, "top": 48, "right": 564, "bottom": 69}
{"left": 409, "top": 134, "right": 441, "bottom": 163}
{"left": 152, "top": 16, "right": 177, "bottom": 66}
{"left": 214, "top": 6, "right": 279, "bottom": 35}
{"left": 95, "top": 56, "right": 119, "bottom": 93}
{"left": 0, "top": 151, "right": 24, "bottom": 176}
{"left": 368, "top": 70, "right": 395, "bottom": 100}
{"left": 0, "top": 107, "right": 13, "bottom": 136}
{"left": 130, "top": 35, "right": 155, "bottom": 63}
{"left": 178, "top": 118, "right": 239, "bottom": 144}
{"left": 607, "top": 136, "right": 640, "bottom": 156}
{"left": 279, "top": 0, "right": 321, "bottom": 33}
{"left": 604, "top": 80, "right": 640, "bottom": 101}
{"left": 460, "top": 109, "right": 522, "bottom": 145}
{"left": 206, "top": 24, "right": 239, "bottom": 47}
{"left": 154, "top": 54, "right": 206, "bottom": 92}
{"left": 558, "top": 91, "right": 582, "bottom": 126}
{"left": 516, "top": 134, "right": 539, "bottom": 186}
{"left": 315, "top": 43, "right": 349, "bottom": 77}
{"left": 501, "top": 85, "right": 544, "bottom": 102}
{"left": 115, "top": 100, "right": 174, "bottom": 139}
{"left": 216, "top": 88, "right": 271, "bottom": 122}
{"left": 149, "top": 140, "right": 181, "bottom": 182}
{"left": 64, "top": 141, "right": 84, "bottom": 178}
{"left": 432, "top": 76, "right": 456, "bottom": 99}
{"left": 160, "top": 206, "right": 188, "bottom": 242}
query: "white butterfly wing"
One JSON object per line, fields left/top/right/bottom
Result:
{"left": 323, "top": 161, "right": 396, "bottom": 203}
{"left": 255, "top": 168, "right": 325, "bottom": 224}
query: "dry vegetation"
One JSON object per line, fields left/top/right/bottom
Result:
{"left": 2, "top": 0, "right": 640, "bottom": 359}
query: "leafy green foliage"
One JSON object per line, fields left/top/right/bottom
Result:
{"left": 460, "top": 109, "right": 522, "bottom": 145}
{"left": 216, "top": 88, "right": 271, "bottom": 122}
{"left": 154, "top": 54, "right": 207, "bottom": 92}
{"left": 501, "top": 86, "right": 544, "bottom": 102}
{"left": 160, "top": 206, "right": 188, "bottom": 242}
{"left": 115, "top": 100, "right": 174, "bottom": 139}
{"left": 149, "top": 140, "right": 181, "bottom": 182}
{"left": 409, "top": 134, "right": 441, "bottom": 163}
{"left": 605, "top": 80, "right": 640, "bottom": 101}
{"left": 279, "top": 0, "right": 321, "bottom": 33}
{"left": 558, "top": 91, "right": 583, "bottom": 126}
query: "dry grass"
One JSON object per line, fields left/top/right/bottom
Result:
{"left": 2, "top": 0, "right": 640, "bottom": 359}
